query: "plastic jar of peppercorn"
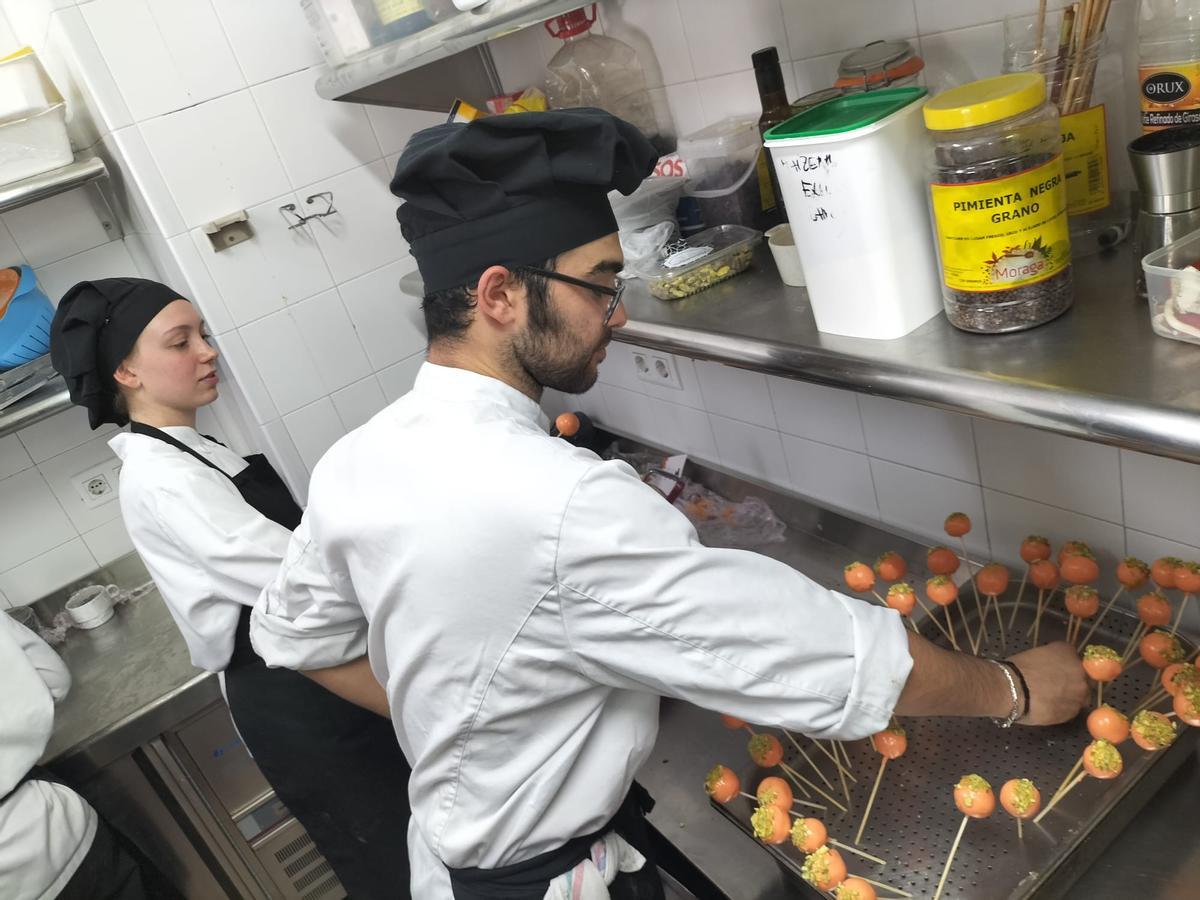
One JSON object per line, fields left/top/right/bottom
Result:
{"left": 923, "top": 72, "right": 1074, "bottom": 333}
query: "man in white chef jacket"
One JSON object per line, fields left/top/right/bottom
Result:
{"left": 252, "top": 109, "right": 1089, "bottom": 900}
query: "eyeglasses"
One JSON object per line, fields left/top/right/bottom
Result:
{"left": 520, "top": 266, "right": 626, "bottom": 324}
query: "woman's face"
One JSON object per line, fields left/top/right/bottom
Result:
{"left": 116, "top": 300, "right": 219, "bottom": 416}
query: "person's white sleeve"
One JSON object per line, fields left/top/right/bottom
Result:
{"left": 251, "top": 517, "right": 369, "bottom": 671}
{"left": 149, "top": 466, "right": 293, "bottom": 610}
{"left": 555, "top": 462, "right": 912, "bottom": 740}
{"left": 3, "top": 614, "right": 70, "bottom": 700}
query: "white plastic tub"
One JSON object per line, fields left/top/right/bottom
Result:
{"left": 0, "top": 48, "right": 53, "bottom": 124}
{"left": 764, "top": 87, "right": 942, "bottom": 339}
{"left": 0, "top": 102, "right": 71, "bottom": 185}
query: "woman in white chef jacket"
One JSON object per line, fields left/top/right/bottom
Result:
{"left": 0, "top": 609, "right": 178, "bottom": 898}
{"left": 49, "top": 277, "right": 412, "bottom": 899}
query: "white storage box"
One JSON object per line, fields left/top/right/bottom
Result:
{"left": 0, "top": 48, "right": 54, "bottom": 124}
{"left": 1142, "top": 227, "right": 1200, "bottom": 346}
{"left": 0, "top": 102, "right": 71, "bottom": 185}
{"left": 764, "top": 87, "right": 942, "bottom": 340}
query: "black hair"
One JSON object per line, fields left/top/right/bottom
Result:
{"left": 421, "top": 258, "right": 555, "bottom": 343}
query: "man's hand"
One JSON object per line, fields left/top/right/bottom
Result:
{"left": 1008, "top": 641, "right": 1090, "bottom": 726}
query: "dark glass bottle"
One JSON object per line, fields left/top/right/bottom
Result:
{"left": 752, "top": 47, "right": 791, "bottom": 228}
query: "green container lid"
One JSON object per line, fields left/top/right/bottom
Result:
{"left": 764, "top": 86, "right": 927, "bottom": 140}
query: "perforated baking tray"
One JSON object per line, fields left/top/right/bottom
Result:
{"left": 712, "top": 594, "right": 1197, "bottom": 899}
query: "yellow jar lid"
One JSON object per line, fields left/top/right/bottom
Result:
{"left": 923, "top": 73, "right": 1046, "bottom": 131}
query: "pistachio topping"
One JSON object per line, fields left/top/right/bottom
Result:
{"left": 1131, "top": 710, "right": 1179, "bottom": 749}
{"left": 1083, "top": 644, "right": 1120, "bottom": 662}
{"left": 1088, "top": 739, "right": 1122, "bottom": 773}
{"left": 801, "top": 845, "right": 832, "bottom": 886}
{"left": 750, "top": 803, "right": 777, "bottom": 840}
{"left": 1009, "top": 778, "right": 1037, "bottom": 815}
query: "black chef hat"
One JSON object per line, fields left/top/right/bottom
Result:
{"left": 390, "top": 107, "right": 657, "bottom": 294}
{"left": 50, "top": 278, "right": 185, "bottom": 429}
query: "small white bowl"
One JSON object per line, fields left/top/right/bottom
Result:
{"left": 65, "top": 584, "right": 117, "bottom": 630}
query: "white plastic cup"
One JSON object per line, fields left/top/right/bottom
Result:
{"left": 765, "top": 223, "right": 806, "bottom": 286}
{"left": 65, "top": 584, "right": 116, "bottom": 630}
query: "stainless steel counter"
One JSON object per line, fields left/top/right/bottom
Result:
{"left": 617, "top": 245, "right": 1200, "bottom": 465}
{"left": 41, "top": 577, "right": 219, "bottom": 779}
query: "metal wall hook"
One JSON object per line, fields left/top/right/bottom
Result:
{"left": 279, "top": 191, "right": 338, "bottom": 230}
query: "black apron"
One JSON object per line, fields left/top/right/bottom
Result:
{"left": 446, "top": 782, "right": 665, "bottom": 900}
{"left": 130, "top": 423, "right": 413, "bottom": 900}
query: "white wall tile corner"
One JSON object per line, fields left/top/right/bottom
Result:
{"left": 782, "top": 434, "right": 878, "bottom": 521}
{"left": 707, "top": 413, "right": 789, "bottom": 487}
{"left": 211, "top": 330, "right": 278, "bottom": 425}
{"left": 377, "top": 352, "right": 424, "bottom": 404}
{"left": 0, "top": 537, "right": 96, "bottom": 607}
{"left": 17, "top": 407, "right": 115, "bottom": 464}
{"left": 36, "top": 240, "right": 138, "bottom": 304}
{"left": 290, "top": 289, "right": 373, "bottom": 395}
{"left": 260, "top": 416, "right": 310, "bottom": 505}
{"left": 767, "top": 375, "right": 866, "bottom": 452}
{"left": 331, "top": 376, "right": 387, "bottom": 432}
{"left": 338, "top": 257, "right": 427, "bottom": 371}
{"left": 870, "top": 457, "right": 989, "bottom": 556}
{"left": 694, "top": 360, "right": 775, "bottom": 428}
{"left": 209, "top": 0, "right": 323, "bottom": 86}
{"left": 0, "top": 468, "right": 77, "bottom": 572}
{"left": 283, "top": 397, "right": 345, "bottom": 473}
{"left": 82, "top": 518, "right": 135, "bottom": 565}
{"left": 859, "top": 394, "right": 980, "bottom": 483}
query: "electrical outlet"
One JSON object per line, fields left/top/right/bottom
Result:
{"left": 632, "top": 351, "right": 682, "bottom": 390}
{"left": 73, "top": 461, "right": 122, "bottom": 509}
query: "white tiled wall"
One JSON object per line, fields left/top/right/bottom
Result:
{"left": 543, "top": 345, "right": 1200, "bottom": 635}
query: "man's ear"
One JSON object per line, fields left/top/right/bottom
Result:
{"left": 473, "top": 265, "right": 522, "bottom": 327}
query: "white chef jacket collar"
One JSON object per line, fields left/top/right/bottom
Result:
{"left": 415, "top": 362, "right": 550, "bottom": 431}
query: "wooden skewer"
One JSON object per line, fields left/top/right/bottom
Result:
{"left": 1034, "top": 0, "right": 1049, "bottom": 59}
{"left": 783, "top": 730, "right": 838, "bottom": 794}
{"left": 1031, "top": 589, "right": 1047, "bottom": 646}
{"left": 932, "top": 815, "right": 970, "bottom": 900}
{"left": 1050, "top": 5, "right": 1076, "bottom": 107}
{"left": 1017, "top": 818, "right": 1025, "bottom": 840}
{"left": 1079, "top": 586, "right": 1124, "bottom": 648}
{"left": 857, "top": 875, "right": 912, "bottom": 898}
{"left": 992, "top": 593, "right": 1007, "bottom": 651}
{"left": 837, "top": 740, "right": 853, "bottom": 771}
{"left": 1046, "top": 753, "right": 1084, "bottom": 808}
{"left": 855, "top": 756, "right": 889, "bottom": 844}
{"left": 809, "top": 738, "right": 857, "bottom": 784}
{"left": 1034, "top": 770, "right": 1087, "bottom": 824}
{"left": 1135, "top": 687, "right": 1168, "bottom": 716}
{"left": 1170, "top": 594, "right": 1192, "bottom": 637}
{"left": 1121, "top": 621, "right": 1148, "bottom": 664}
{"left": 943, "top": 606, "right": 959, "bottom": 651}
{"left": 1097, "top": 681, "right": 1103, "bottom": 707}
{"left": 780, "top": 762, "right": 848, "bottom": 813}
{"left": 738, "top": 790, "right": 826, "bottom": 811}
{"left": 954, "top": 599, "right": 979, "bottom": 656}
{"left": 1007, "top": 566, "right": 1030, "bottom": 632}
{"left": 914, "top": 594, "right": 958, "bottom": 646}
{"left": 974, "top": 595, "right": 992, "bottom": 650}
{"left": 827, "top": 837, "right": 887, "bottom": 867}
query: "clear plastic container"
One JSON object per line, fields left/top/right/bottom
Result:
{"left": 676, "top": 118, "right": 765, "bottom": 231}
{"left": 1141, "top": 225, "right": 1200, "bottom": 344}
{"left": 924, "top": 73, "right": 1074, "bottom": 333}
{"left": 301, "top": 0, "right": 439, "bottom": 63}
{"left": 1005, "top": 10, "right": 1132, "bottom": 255}
{"left": 544, "top": 5, "right": 660, "bottom": 146}
{"left": 835, "top": 40, "right": 924, "bottom": 93}
{"left": 638, "top": 225, "right": 761, "bottom": 300}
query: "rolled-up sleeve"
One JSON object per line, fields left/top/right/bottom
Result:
{"left": 251, "top": 518, "right": 369, "bottom": 671}
{"left": 555, "top": 462, "right": 912, "bottom": 740}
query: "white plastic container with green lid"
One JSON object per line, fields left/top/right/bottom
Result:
{"left": 764, "top": 87, "right": 942, "bottom": 340}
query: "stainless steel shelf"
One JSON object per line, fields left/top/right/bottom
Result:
{"left": 0, "top": 156, "right": 108, "bottom": 216}
{"left": 0, "top": 378, "right": 71, "bottom": 439}
{"left": 616, "top": 243, "right": 1200, "bottom": 466}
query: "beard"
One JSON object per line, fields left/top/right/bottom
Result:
{"left": 511, "top": 299, "right": 609, "bottom": 396}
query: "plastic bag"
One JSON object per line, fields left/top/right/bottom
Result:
{"left": 619, "top": 221, "right": 676, "bottom": 276}
{"left": 672, "top": 481, "right": 786, "bottom": 548}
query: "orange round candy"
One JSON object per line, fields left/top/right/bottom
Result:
{"left": 1061, "top": 552, "right": 1100, "bottom": 585}
{"left": 705, "top": 765, "right": 739, "bottom": 804}
{"left": 953, "top": 775, "right": 995, "bottom": 818}
{"left": 756, "top": 776, "right": 793, "bottom": 812}
{"left": 721, "top": 714, "right": 746, "bottom": 730}
{"left": 790, "top": 816, "right": 828, "bottom": 853}
{"left": 875, "top": 551, "right": 907, "bottom": 582}
{"left": 1131, "top": 710, "right": 1179, "bottom": 751}
{"left": 1161, "top": 663, "right": 1187, "bottom": 697}
{"left": 999, "top": 778, "right": 1041, "bottom": 820}
{"left": 976, "top": 562, "right": 1010, "bottom": 596}
{"left": 1116, "top": 557, "right": 1150, "bottom": 589}
{"left": 1151, "top": 557, "right": 1180, "bottom": 590}
{"left": 925, "top": 575, "right": 959, "bottom": 607}
{"left": 837, "top": 877, "right": 878, "bottom": 900}
{"left": 1058, "top": 541, "right": 1092, "bottom": 564}
{"left": 1139, "top": 630, "right": 1184, "bottom": 669}
{"left": 1175, "top": 561, "right": 1200, "bottom": 593}
{"left": 553, "top": 412, "right": 580, "bottom": 438}
{"left": 1136, "top": 592, "right": 1171, "bottom": 627}
{"left": 801, "top": 846, "right": 847, "bottom": 891}
{"left": 843, "top": 562, "right": 875, "bottom": 593}
{"left": 944, "top": 512, "right": 971, "bottom": 537}
{"left": 750, "top": 803, "right": 791, "bottom": 844}
{"left": 749, "top": 733, "right": 784, "bottom": 768}
{"left": 871, "top": 727, "right": 908, "bottom": 760}
{"left": 1175, "top": 690, "right": 1200, "bottom": 727}
{"left": 1083, "top": 739, "right": 1123, "bottom": 779}
{"left": 1020, "top": 535, "right": 1052, "bottom": 564}
{"left": 927, "top": 546, "right": 960, "bottom": 576}
{"left": 1086, "top": 705, "right": 1130, "bottom": 744}
{"left": 1030, "top": 559, "right": 1060, "bottom": 591}
{"left": 885, "top": 583, "right": 916, "bottom": 616}
{"left": 1081, "top": 646, "right": 1122, "bottom": 683}
{"left": 1065, "top": 585, "right": 1100, "bottom": 618}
